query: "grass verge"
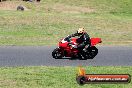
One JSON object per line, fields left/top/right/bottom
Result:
{"left": 0, "top": 0, "right": 132, "bottom": 45}
{"left": 0, "top": 66, "right": 131, "bottom": 88}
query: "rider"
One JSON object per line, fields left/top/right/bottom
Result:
{"left": 65, "top": 27, "right": 91, "bottom": 53}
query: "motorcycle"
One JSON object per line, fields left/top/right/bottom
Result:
{"left": 52, "top": 36, "right": 102, "bottom": 60}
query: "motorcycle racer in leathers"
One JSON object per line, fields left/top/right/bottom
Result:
{"left": 64, "top": 27, "right": 91, "bottom": 57}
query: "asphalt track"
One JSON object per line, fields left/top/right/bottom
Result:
{"left": 0, "top": 46, "right": 132, "bottom": 67}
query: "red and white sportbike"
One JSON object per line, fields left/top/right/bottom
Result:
{"left": 52, "top": 36, "right": 102, "bottom": 60}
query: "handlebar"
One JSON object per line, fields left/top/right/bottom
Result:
{"left": 64, "top": 35, "right": 72, "bottom": 42}
{"left": 68, "top": 42, "right": 72, "bottom": 46}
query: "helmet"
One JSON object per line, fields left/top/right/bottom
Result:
{"left": 77, "top": 27, "right": 85, "bottom": 34}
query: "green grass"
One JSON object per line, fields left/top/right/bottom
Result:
{"left": 0, "top": 66, "right": 131, "bottom": 88}
{"left": 0, "top": 0, "right": 132, "bottom": 45}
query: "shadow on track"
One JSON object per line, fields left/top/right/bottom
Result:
{"left": 54, "top": 57, "right": 88, "bottom": 60}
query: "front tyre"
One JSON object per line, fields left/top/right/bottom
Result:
{"left": 52, "top": 48, "right": 62, "bottom": 59}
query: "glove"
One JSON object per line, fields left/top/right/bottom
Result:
{"left": 71, "top": 45, "right": 77, "bottom": 48}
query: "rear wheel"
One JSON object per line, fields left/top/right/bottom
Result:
{"left": 85, "top": 46, "right": 98, "bottom": 59}
{"left": 52, "top": 48, "right": 62, "bottom": 59}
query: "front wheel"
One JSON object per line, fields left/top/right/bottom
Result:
{"left": 52, "top": 48, "right": 62, "bottom": 59}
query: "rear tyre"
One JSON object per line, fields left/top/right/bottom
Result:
{"left": 80, "top": 55, "right": 87, "bottom": 60}
{"left": 87, "top": 46, "right": 98, "bottom": 59}
{"left": 52, "top": 48, "right": 62, "bottom": 59}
